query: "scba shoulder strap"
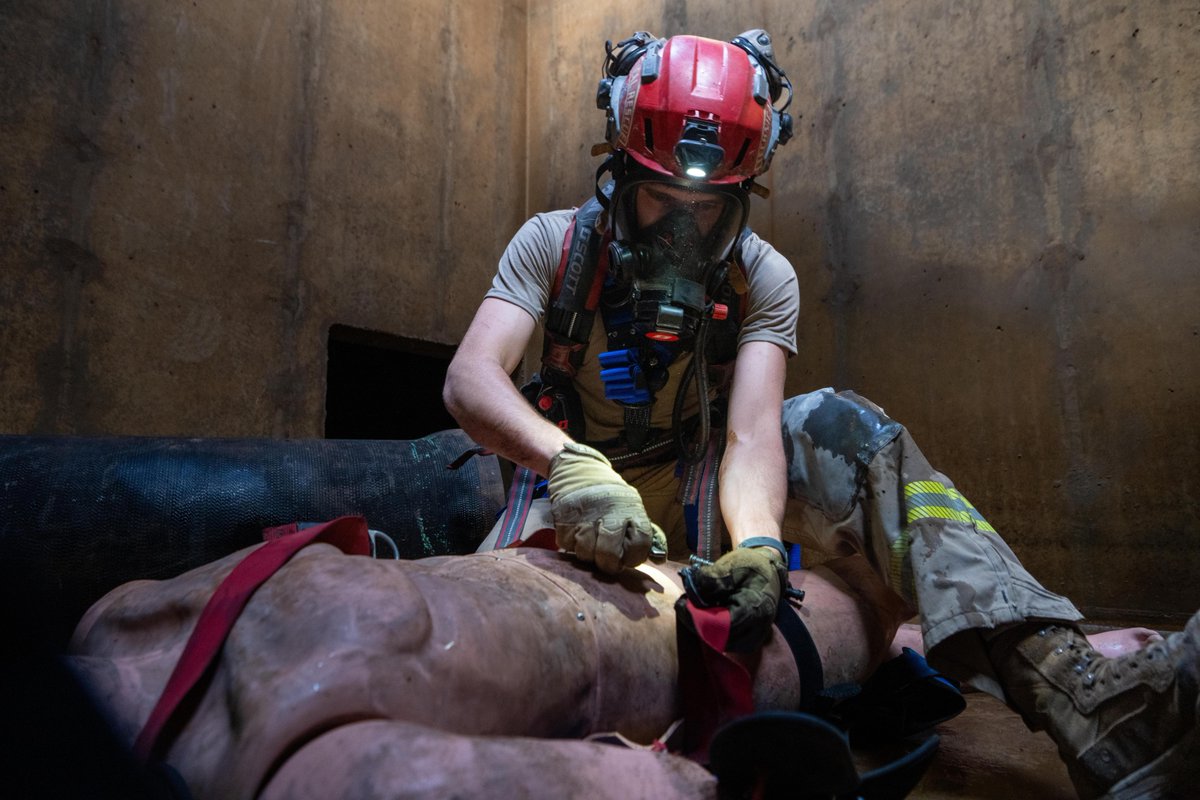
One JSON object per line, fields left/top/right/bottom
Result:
{"left": 543, "top": 195, "right": 610, "bottom": 382}
{"left": 516, "top": 196, "right": 609, "bottom": 443}
{"left": 532, "top": 198, "right": 748, "bottom": 446}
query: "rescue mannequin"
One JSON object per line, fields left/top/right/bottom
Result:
{"left": 68, "top": 523, "right": 1196, "bottom": 799}
{"left": 69, "top": 535, "right": 910, "bottom": 799}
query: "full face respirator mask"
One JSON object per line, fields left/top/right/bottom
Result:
{"left": 604, "top": 178, "right": 747, "bottom": 344}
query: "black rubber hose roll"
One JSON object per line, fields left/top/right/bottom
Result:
{"left": 0, "top": 429, "right": 504, "bottom": 648}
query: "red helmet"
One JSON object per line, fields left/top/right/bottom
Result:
{"left": 596, "top": 31, "right": 793, "bottom": 185}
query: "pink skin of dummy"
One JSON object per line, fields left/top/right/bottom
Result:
{"left": 68, "top": 540, "right": 1161, "bottom": 799}
{"left": 68, "top": 545, "right": 905, "bottom": 800}
{"left": 889, "top": 623, "right": 1162, "bottom": 664}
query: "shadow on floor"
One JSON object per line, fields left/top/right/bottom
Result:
{"left": 902, "top": 692, "right": 1074, "bottom": 799}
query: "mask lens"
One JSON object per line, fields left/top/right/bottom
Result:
{"left": 635, "top": 209, "right": 704, "bottom": 281}
{"left": 628, "top": 182, "right": 739, "bottom": 280}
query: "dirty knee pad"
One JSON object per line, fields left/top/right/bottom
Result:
{"left": 781, "top": 389, "right": 903, "bottom": 521}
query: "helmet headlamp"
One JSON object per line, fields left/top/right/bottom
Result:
{"left": 674, "top": 119, "right": 724, "bottom": 179}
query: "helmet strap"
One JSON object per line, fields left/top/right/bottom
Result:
{"left": 594, "top": 154, "right": 619, "bottom": 210}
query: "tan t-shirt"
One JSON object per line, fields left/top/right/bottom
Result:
{"left": 487, "top": 209, "right": 799, "bottom": 442}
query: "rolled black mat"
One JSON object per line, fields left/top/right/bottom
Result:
{"left": 0, "top": 429, "right": 505, "bottom": 648}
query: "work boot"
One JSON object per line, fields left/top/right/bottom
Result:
{"left": 989, "top": 610, "right": 1199, "bottom": 799}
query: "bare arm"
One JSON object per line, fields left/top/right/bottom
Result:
{"left": 719, "top": 340, "right": 788, "bottom": 548}
{"left": 443, "top": 298, "right": 570, "bottom": 476}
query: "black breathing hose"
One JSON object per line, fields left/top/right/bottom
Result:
{"left": 674, "top": 315, "right": 711, "bottom": 464}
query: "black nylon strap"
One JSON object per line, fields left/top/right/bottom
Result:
{"left": 623, "top": 403, "right": 653, "bottom": 450}
{"left": 775, "top": 598, "right": 823, "bottom": 712}
{"left": 737, "top": 536, "right": 788, "bottom": 561}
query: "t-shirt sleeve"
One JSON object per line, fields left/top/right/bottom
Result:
{"left": 485, "top": 211, "right": 573, "bottom": 323}
{"left": 738, "top": 233, "right": 800, "bottom": 356}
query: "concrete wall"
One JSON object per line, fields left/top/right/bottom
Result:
{"left": 525, "top": 0, "right": 1200, "bottom": 618}
{"left": 0, "top": 0, "right": 525, "bottom": 437}
{"left": 3, "top": 0, "right": 1198, "bottom": 616}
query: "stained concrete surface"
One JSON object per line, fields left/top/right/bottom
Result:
{"left": 0, "top": 0, "right": 526, "bottom": 438}
{"left": 906, "top": 692, "right": 1076, "bottom": 799}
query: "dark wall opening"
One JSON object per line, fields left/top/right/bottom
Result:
{"left": 325, "top": 325, "right": 458, "bottom": 440}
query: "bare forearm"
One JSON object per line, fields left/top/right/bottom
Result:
{"left": 718, "top": 341, "right": 789, "bottom": 547}
{"left": 719, "top": 429, "right": 787, "bottom": 546}
{"left": 444, "top": 298, "right": 571, "bottom": 475}
{"left": 443, "top": 357, "right": 569, "bottom": 476}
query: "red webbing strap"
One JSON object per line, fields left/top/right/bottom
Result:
{"left": 132, "top": 515, "right": 371, "bottom": 762}
{"left": 549, "top": 214, "right": 578, "bottom": 298}
{"left": 509, "top": 527, "right": 558, "bottom": 551}
{"left": 677, "top": 601, "right": 755, "bottom": 763}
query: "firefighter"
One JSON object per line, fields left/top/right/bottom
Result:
{"left": 444, "top": 32, "right": 1198, "bottom": 798}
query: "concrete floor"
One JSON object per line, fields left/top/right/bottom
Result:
{"left": 882, "top": 616, "right": 1190, "bottom": 799}
{"left": 905, "top": 691, "right": 1075, "bottom": 799}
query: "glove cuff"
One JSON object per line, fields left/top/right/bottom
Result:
{"left": 737, "top": 536, "right": 788, "bottom": 563}
{"left": 549, "top": 441, "right": 612, "bottom": 472}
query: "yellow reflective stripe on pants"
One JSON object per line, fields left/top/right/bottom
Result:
{"left": 903, "top": 480, "right": 996, "bottom": 533}
{"left": 893, "top": 479, "right": 996, "bottom": 605}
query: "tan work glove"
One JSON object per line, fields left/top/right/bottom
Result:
{"left": 679, "top": 542, "right": 788, "bottom": 652}
{"left": 547, "top": 442, "right": 666, "bottom": 574}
